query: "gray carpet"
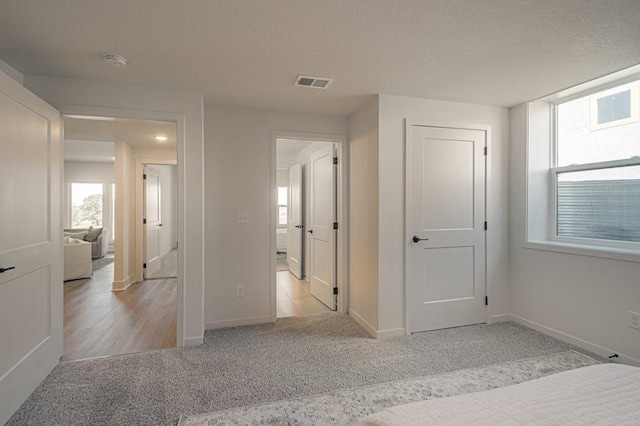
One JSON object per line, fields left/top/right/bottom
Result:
{"left": 180, "top": 351, "right": 599, "bottom": 425}
{"left": 7, "top": 314, "right": 602, "bottom": 425}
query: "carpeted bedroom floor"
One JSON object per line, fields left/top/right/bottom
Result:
{"left": 7, "top": 314, "right": 603, "bottom": 425}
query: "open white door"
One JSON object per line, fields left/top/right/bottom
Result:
{"left": 309, "top": 144, "right": 337, "bottom": 310}
{"left": 287, "top": 163, "right": 303, "bottom": 279}
{"left": 407, "top": 125, "right": 486, "bottom": 333}
{"left": 144, "top": 166, "right": 162, "bottom": 278}
{"left": 0, "top": 72, "right": 62, "bottom": 423}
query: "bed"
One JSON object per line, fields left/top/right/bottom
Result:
{"left": 358, "top": 363, "right": 640, "bottom": 425}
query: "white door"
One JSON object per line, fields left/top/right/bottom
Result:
{"left": 144, "top": 167, "right": 162, "bottom": 277}
{"left": 287, "top": 163, "right": 303, "bottom": 279}
{"left": 309, "top": 144, "right": 337, "bottom": 310}
{"left": 408, "top": 125, "right": 486, "bottom": 333}
{"left": 0, "top": 72, "right": 62, "bottom": 424}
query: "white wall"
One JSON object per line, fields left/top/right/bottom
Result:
{"left": 378, "top": 94, "right": 510, "bottom": 334}
{"left": 348, "top": 96, "right": 380, "bottom": 334}
{"left": 204, "top": 105, "right": 347, "bottom": 329}
{"left": 25, "top": 76, "right": 205, "bottom": 346}
{"left": 63, "top": 161, "right": 114, "bottom": 229}
{"left": 64, "top": 161, "right": 114, "bottom": 183}
{"left": 509, "top": 104, "right": 640, "bottom": 364}
{"left": 114, "top": 141, "right": 135, "bottom": 289}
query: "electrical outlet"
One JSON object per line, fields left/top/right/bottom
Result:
{"left": 629, "top": 311, "right": 640, "bottom": 330}
{"left": 236, "top": 285, "right": 244, "bottom": 297}
{"left": 237, "top": 212, "right": 249, "bottom": 224}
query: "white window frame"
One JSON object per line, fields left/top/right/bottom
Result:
{"left": 589, "top": 82, "right": 639, "bottom": 131}
{"left": 524, "top": 65, "right": 640, "bottom": 262}
{"left": 549, "top": 158, "right": 640, "bottom": 250}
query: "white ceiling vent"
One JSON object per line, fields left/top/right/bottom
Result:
{"left": 294, "top": 75, "right": 333, "bottom": 90}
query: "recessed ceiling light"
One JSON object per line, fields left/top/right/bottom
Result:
{"left": 154, "top": 135, "right": 168, "bottom": 141}
{"left": 102, "top": 53, "right": 127, "bottom": 68}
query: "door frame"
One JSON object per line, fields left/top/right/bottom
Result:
{"left": 270, "top": 131, "right": 348, "bottom": 320}
{"left": 60, "top": 105, "right": 185, "bottom": 348}
{"left": 404, "top": 120, "right": 491, "bottom": 335}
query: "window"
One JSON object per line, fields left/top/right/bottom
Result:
{"left": 68, "top": 182, "right": 115, "bottom": 245}
{"left": 552, "top": 79, "right": 640, "bottom": 247}
{"left": 71, "top": 183, "right": 104, "bottom": 227}
{"left": 278, "top": 186, "right": 288, "bottom": 226}
{"left": 589, "top": 83, "right": 638, "bottom": 130}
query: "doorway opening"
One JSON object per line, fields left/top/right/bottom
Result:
{"left": 61, "top": 115, "right": 178, "bottom": 360}
{"left": 275, "top": 138, "right": 340, "bottom": 318}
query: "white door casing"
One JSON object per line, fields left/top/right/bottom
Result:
{"left": 287, "top": 163, "right": 303, "bottom": 279}
{"left": 407, "top": 125, "right": 486, "bottom": 333}
{"left": 0, "top": 72, "right": 62, "bottom": 424}
{"left": 144, "top": 167, "right": 162, "bottom": 277}
{"left": 309, "top": 144, "right": 337, "bottom": 310}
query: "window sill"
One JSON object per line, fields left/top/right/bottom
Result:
{"left": 524, "top": 240, "right": 640, "bottom": 263}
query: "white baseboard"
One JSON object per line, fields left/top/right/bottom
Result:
{"left": 183, "top": 336, "right": 203, "bottom": 347}
{"left": 508, "top": 314, "right": 640, "bottom": 366}
{"left": 111, "top": 274, "right": 134, "bottom": 291}
{"left": 205, "top": 315, "right": 272, "bottom": 330}
{"left": 488, "top": 314, "right": 513, "bottom": 323}
{"left": 348, "top": 309, "right": 378, "bottom": 338}
{"left": 377, "top": 327, "right": 406, "bottom": 339}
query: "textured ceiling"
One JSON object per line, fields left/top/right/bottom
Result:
{"left": 1, "top": 0, "right": 640, "bottom": 116}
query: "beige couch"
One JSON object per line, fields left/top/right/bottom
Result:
{"left": 63, "top": 227, "right": 109, "bottom": 259}
{"left": 63, "top": 236, "right": 92, "bottom": 281}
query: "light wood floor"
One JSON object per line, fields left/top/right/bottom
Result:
{"left": 63, "top": 259, "right": 176, "bottom": 361}
{"left": 277, "top": 270, "right": 331, "bottom": 317}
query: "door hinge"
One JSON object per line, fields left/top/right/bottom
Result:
{"left": 333, "top": 157, "right": 338, "bottom": 165}
{"left": 143, "top": 218, "right": 147, "bottom": 224}
{"left": 483, "top": 146, "right": 487, "bottom": 156}
{"left": 333, "top": 287, "right": 338, "bottom": 295}
{"left": 143, "top": 173, "right": 147, "bottom": 179}
{"left": 484, "top": 221, "right": 487, "bottom": 230}
{"left": 143, "top": 263, "right": 147, "bottom": 269}
{"left": 485, "top": 296, "right": 488, "bottom": 306}
{"left": 333, "top": 222, "right": 338, "bottom": 230}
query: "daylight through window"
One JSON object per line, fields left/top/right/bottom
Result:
{"left": 553, "top": 80, "right": 640, "bottom": 244}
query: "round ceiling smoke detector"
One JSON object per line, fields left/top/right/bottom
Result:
{"left": 102, "top": 54, "right": 127, "bottom": 68}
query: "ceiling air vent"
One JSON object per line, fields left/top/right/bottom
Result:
{"left": 294, "top": 75, "right": 334, "bottom": 90}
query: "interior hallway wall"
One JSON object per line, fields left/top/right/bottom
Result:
{"left": 25, "top": 76, "right": 205, "bottom": 346}
{"left": 204, "top": 105, "right": 347, "bottom": 329}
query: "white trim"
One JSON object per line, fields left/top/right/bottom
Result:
{"left": 404, "top": 120, "right": 491, "bottom": 335}
{"left": 508, "top": 314, "right": 640, "bottom": 367}
{"left": 112, "top": 274, "right": 134, "bottom": 291}
{"left": 523, "top": 240, "right": 640, "bottom": 263}
{"left": 348, "top": 309, "right": 377, "bottom": 338}
{"left": 205, "top": 316, "right": 272, "bottom": 330}
{"left": 377, "top": 327, "right": 406, "bottom": 339}
{"left": 270, "top": 130, "right": 349, "bottom": 321}
{"left": 488, "top": 314, "right": 513, "bottom": 323}
{"left": 183, "top": 336, "right": 204, "bottom": 347}
{"left": 59, "top": 105, "right": 188, "bottom": 348}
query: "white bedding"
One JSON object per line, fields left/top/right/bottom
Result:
{"left": 358, "top": 363, "right": 640, "bottom": 425}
